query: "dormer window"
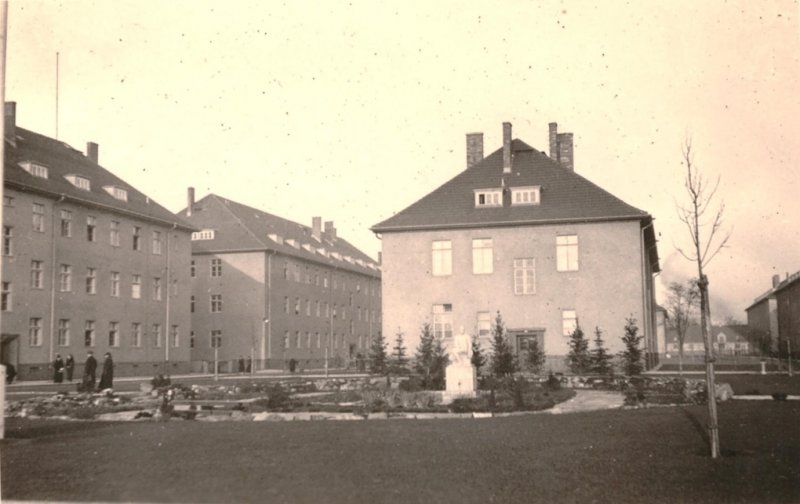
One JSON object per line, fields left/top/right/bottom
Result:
{"left": 65, "top": 175, "right": 91, "bottom": 191}
{"left": 191, "top": 229, "right": 215, "bottom": 241}
{"left": 103, "top": 185, "right": 128, "bottom": 201}
{"left": 285, "top": 239, "right": 300, "bottom": 249}
{"left": 331, "top": 252, "right": 342, "bottom": 261}
{"left": 474, "top": 189, "right": 502, "bottom": 207}
{"left": 267, "top": 233, "right": 284, "bottom": 244}
{"left": 19, "top": 161, "right": 49, "bottom": 179}
{"left": 511, "top": 186, "right": 540, "bottom": 206}
{"left": 302, "top": 244, "right": 315, "bottom": 254}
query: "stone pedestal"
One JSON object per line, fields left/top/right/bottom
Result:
{"left": 443, "top": 364, "right": 477, "bottom": 404}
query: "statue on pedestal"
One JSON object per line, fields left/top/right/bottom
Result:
{"left": 452, "top": 326, "right": 473, "bottom": 366}
{"left": 444, "top": 326, "right": 477, "bottom": 401}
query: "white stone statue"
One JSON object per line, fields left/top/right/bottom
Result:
{"left": 451, "top": 326, "right": 472, "bottom": 366}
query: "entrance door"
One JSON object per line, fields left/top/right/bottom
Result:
{"left": 512, "top": 330, "right": 545, "bottom": 356}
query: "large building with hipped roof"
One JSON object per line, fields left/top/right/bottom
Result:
{"left": 178, "top": 192, "right": 381, "bottom": 372}
{"left": 1, "top": 102, "right": 194, "bottom": 380}
{"left": 372, "top": 121, "right": 660, "bottom": 372}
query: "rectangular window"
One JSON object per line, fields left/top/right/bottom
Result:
{"left": 131, "top": 322, "right": 142, "bottom": 347}
{"left": 85, "top": 320, "right": 95, "bottom": 347}
{"left": 190, "top": 295, "right": 195, "bottom": 313}
{"left": 295, "top": 297, "right": 300, "bottom": 315}
{"left": 132, "top": 226, "right": 142, "bottom": 251}
{"left": 153, "top": 324, "right": 162, "bottom": 347}
{"left": 474, "top": 189, "right": 502, "bottom": 207}
{"left": 295, "top": 331, "right": 301, "bottom": 348}
{"left": 152, "top": 231, "right": 163, "bottom": 255}
{"left": 284, "top": 296, "right": 289, "bottom": 314}
{"left": 2, "top": 226, "right": 12, "bottom": 256}
{"left": 86, "top": 216, "right": 96, "bottom": 242}
{"left": 86, "top": 267, "right": 97, "bottom": 294}
{"left": 171, "top": 325, "right": 179, "bottom": 347}
{"left": 190, "top": 260, "right": 196, "bottom": 278}
{"left": 190, "top": 331, "right": 195, "bottom": 349}
{"left": 58, "top": 319, "right": 70, "bottom": 346}
{"left": 432, "top": 240, "right": 452, "bottom": 276}
{"left": 110, "top": 272, "right": 120, "bottom": 297}
{"left": 1, "top": 281, "right": 11, "bottom": 311}
{"left": 153, "top": 277, "right": 162, "bottom": 300}
{"left": 472, "top": 238, "right": 493, "bottom": 274}
{"left": 60, "top": 210, "right": 72, "bottom": 237}
{"left": 513, "top": 258, "right": 536, "bottom": 295}
{"left": 324, "top": 302, "right": 330, "bottom": 317}
{"left": 306, "top": 332, "right": 312, "bottom": 348}
{"left": 211, "top": 330, "right": 222, "bottom": 348}
{"left": 29, "top": 318, "right": 43, "bottom": 346}
{"left": 477, "top": 311, "right": 491, "bottom": 337}
{"left": 316, "top": 332, "right": 321, "bottom": 349}
{"left": 511, "top": 186, "right": 541, "bottom": 206}
{"left": 3, "top": 196, "right": 12, "bottom": 206}
{"left": 31, "top": 260, "right": 44, "bottom": 289}
{"left": 109, "top": 322, "right": 120, "bottom": 347}
{"left": 211, "top": 258, "right": 222, "bottom": 277}
{"left": 211, "top": 294, "right": 223, "bottom": 313}
{"left": 557, "top": 235, "right": 579, "bottom": 272}
{"left": 562, "top": 310, "right": 578, "bottom": 337}
{"left": 59, "top": 264, "right": 72, "bottom": 292}
{"left": 315, "top": 301, "right": 321, "bottom": 317}
{"left": 305, "top": 299, "right": 311, "bottom": 316}
{"left": 433, "top": 304, "right": 453, "bottom": 339}
{"left": 32, "top": 203, "right": 45, "bottom": 232}
{"left": 131, "top": 274, "right": 142, "bottom": 299}
{"left": 110, "top": 221, "right": 120, "bottom": 247}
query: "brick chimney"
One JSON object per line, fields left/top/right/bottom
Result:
{"left": 502, "top": 122, "right": 512, "bottom": 174}
{"left": 312, "top": 216, "right": 322, "bottom": 241}
{"left": 187, "top": 187, "right": 195, "bottom": 217}
{"left": 772, "top": 274, "right": 781, "bottom": 288}
{"left": 4, "top": 102, "right": 16, "bottom": 147}
{"left": 466, "top": 132, "right": 484, "bottom": 169}
{"left": 548, "top": 122, "right": 575, "bottom": 171}
{"left": 86, "top": 142, "right": 99, "bottom": 164}
{"left": 324, "top": 221, "right": 336, "bottom": 241}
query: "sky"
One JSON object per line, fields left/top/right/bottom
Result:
{"left": 6, "top": 0, "right": 800, "bottom": 322}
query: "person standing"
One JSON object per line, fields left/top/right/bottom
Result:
{"left": 65, "top": 354, "right": 75, "bottom": 382}
{"left": 98, "top": 352, "right": 114, "bottom": 390}
{"left": 83, "top": 351, "right": 97, "bottom": 392}
{"left": 53, "top": 354, "right": 64, "bottom": 383}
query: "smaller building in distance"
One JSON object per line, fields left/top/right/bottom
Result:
{"left": 665, "top": 324, "right": 752, "bottom": 356}
{"left": 746, "top": 271, "right": 800, "bottom": 356}
{"left": 1, "top": 103, "right": 194, "bottom": 380}
{"left": 178, "top": 191, "right": 382, "bottom": 372}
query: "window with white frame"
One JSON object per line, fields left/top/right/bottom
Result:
{"left": 296, "top": 331, "right": 301, "bottom": 349}
{"left": 433, "top": 304, "right": 453, "bottom": 339}
{"left": 110, "top": 221, "right": 120, "bottom": 247}
{"left": 85, "top": 320, "right": 96, "bottom": 347}
{"left": 152, "top": 277, "right": 162, "bottom": 301}
{"left": 153, "top": 323, "right": 162, "bottom": 347}
{"left": 32, "top": 203, "right": 45, "bottom": 232}
{"left": 57, "top": 319, "right": 70, "bottom": 346}
{"left": 474, "top": 189, "right": 502, "bottom": 207}
{"left": 2, "top": 226, "right": 11, "bottom": 256}
{"left": 104, "top": 185, "right": 128, "bottom": 201}
{"left": 109, "top": 321, "right": 120, "bottom": 347}
{"left": 60, "top": 210, "right": 72, "bottom": 237}
{"left": 190, "top": 260, "right": 196, "bottom": 278}
{"left": 211, "top": 330, "right": 222, "bottom": 348}
{"left": 211, "top": 258, "right": 222, "bottom": 277}
{"left": 191, "top": 229, "right": 215, "bottom": 241}
{"left": 59, "top": 264, "right": 72, "bottom": 292}
{"left": 31, "top": 260, "right": 44, "bottom": 289}
{"left": 562, "top": 310, "right": 578, "bottom": 337}
{"left": 513, "top": 258, "right": 536, "bottom": 295}
{"left": 211, "top": 294, "right": 222, "bottom": 313}
{"left": 1, "top": 281, "right": 11, "bottom": 311}
{"left": 65, "top": 174, "right": 91, "bottom": 191}
{"left": 432, "top": 240, "right": 452, "bottom": 276}
{"left": 86, "top": 216, "right": 96, "bottom": 241}
{"left": 472, "top": 238, "right": 493, "bottom": 274}
{"left": 132, "top": 226, "right": 142, "bottom": 251}
{"left": 152, "top": 231, "right": 162, "bottom": 255}
{"left": 131, "top": 274, "right": 142, "bottom": 299}
{"left": 110, "top": 272, "right": 120, "bottom": 297}
{"left": 86, "top": 268, "right": 97, "bottom": 294}
{"left": 171, "top": 325, "right": 179, "bottom": 347}
{"left": 190, "top": 296, "right": 195, "bottom": 313}
{"left": 131, "top": 322, "right": 142, "bottom": 347}
{"left": 511, "top": 186, "right": 541, "bottom": 206}
{"left": 556, "top": 235, "right": 579, "bottom": 272}
{"left": 477, "top": 311, "right": 491, "bottom": 337}
{"left": 29, "top": 317, "right": 43, "bottom": 346}
{"left": 19, "top": 161, "right": 48, "bottom": 179}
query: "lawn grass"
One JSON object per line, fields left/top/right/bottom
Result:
{"left": 2, "top": 401, "right": 799, "bottom": 503}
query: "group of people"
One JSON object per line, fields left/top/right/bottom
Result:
{"left": 52, "top": 351, "right": 114, "bottom": 391}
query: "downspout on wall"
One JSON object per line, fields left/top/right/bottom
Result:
{"left": 48, "top": 195, "right": 66, "bottom": 365}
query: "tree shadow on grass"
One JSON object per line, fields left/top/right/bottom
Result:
{"left": 679, "top": 406, "right": 711, "bottom": 452}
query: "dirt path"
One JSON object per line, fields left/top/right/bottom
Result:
{"left": 548, "top": 389, "right": 625, "bottom": 414}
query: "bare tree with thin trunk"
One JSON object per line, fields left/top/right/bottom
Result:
{"left": 675, "top": 137, "right": 732, "bottom": 459}
{"left": 666, "top": 280, "right": 699, "bottom": 374}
